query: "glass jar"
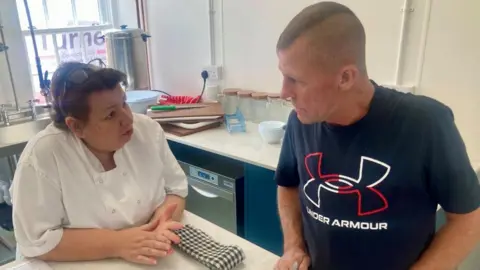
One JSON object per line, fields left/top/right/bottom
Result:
{"left": 251, "top": 92, "right": 268, "bottom": 123}
{"left": 267, "top": 93, "right": 283, "bottom": 121}
{"left": 222, "top": 88, "right": 240, "bottom": 114}
{"left": 282, "top": 98, "right": 294, "bottom": 123}
{"left": 237, "top": 90, "right": 253, "bottom": 121}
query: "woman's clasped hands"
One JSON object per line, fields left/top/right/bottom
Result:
{"left": 113, "top": 204, "right": 183, "bottom": 265}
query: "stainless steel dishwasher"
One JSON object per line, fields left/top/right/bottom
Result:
{"left": 178, "top": 159, "right": 244, "bottom": 236}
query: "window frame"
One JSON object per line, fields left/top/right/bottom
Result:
{"left": 18, "top": 0, "right": 113, "bottom": 31}
{"left": 22, "top": 24, "right": 113, "bottom": 71}
{"left": 17, "top": 0, "right": 115, "bottom": 93}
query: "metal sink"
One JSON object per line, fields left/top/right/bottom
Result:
{"left": 0, "top": 117, "right": 52, "bottom": 158}
{"left": 0, "top": 117, "right": 51, "bottom": 145}
{"left": 0, "top": 105, "right": 52, "bottom": 124}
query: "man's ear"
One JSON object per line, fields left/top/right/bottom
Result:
{"left": 65, "top": 116, "right": 85, "bottom": 138}
{"left": 338, "top": 64, "right": 358, "bottom": 92}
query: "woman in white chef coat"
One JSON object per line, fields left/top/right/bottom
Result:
{"left": 10, "top": 61, "right": 188, "bottom": 265}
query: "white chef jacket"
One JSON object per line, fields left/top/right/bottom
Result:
{"left": 10, "top": 113, "right": 188, "bottom": 258}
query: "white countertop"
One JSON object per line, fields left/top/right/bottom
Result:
{"left": 166, "top": 122, "right": 281, "bottom": 170}
{"left": 0, "top": 212, "right": 279, "bottom": 270}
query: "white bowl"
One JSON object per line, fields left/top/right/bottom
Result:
{"left": 258, "top": 121, "right": 286, "bottom": 144}
{"left": 126, "top": 90, "right": 161, "bottom": 114}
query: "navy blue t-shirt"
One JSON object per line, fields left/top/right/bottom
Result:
{"left": 275, "top": 83, "right": 480, "bottom": 270}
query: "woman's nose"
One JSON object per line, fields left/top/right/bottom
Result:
{"left": 119, "top": 107, "right": 133, "bottom": 126}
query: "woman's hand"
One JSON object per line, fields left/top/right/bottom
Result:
{"left": 151, "top": 195, "right": 186, "bottom": 222}
{"left": 113, "top": 220, "right": 173, "bottom": 265}
{"left": 154, "top": 204, "right": 184, "bottom": 244}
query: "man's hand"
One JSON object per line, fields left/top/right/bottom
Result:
{"left": 276, "top": 187, "right": 309, "bottom": 269}
{"left": 275, "top": 246, "right": 311, "bottom": 270}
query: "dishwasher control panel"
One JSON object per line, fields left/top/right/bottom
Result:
{"left": 178, "top": 160, "right": 242, "bottom": 193}
{"left": 189, "top": 166, "right": 219, "bottom": 186}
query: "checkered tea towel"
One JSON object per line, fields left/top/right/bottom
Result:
{"left": 174, "top": 224, "right": 246, "bottom": 270}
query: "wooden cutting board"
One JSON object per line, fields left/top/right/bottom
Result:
{"left": 154, "top": 115, "right": 223, "bottom": 123}
{"left": 160, "top": 121, "right": 222, "bottom": 136}
{"left": 147, "top": 102, "right": 224, "bottom": 119}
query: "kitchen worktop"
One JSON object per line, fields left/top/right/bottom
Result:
{"left": 0, "top": 211, "right": 279, "bottom": 270}
{"left": 165, "top": 122, "right": 282, "bottom": 170}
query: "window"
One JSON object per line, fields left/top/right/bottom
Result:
{"left": 15, "top": 0, "right": 114, "bottom": 100}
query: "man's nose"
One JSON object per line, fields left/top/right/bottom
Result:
{"left": 280, "top": 84, "right": 293, "bottom": 100}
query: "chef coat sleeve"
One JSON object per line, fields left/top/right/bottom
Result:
{"left": 10, "top": 160, "right": 65, "bottom": 258}
{"left": 425, "top": 106, "right": 480, "bottom": 214}
{"left": 275, "top": 112, "right": 300, "bottom": 187}
{"left": 157, "top": 125, "right": 188, "bottom": 198}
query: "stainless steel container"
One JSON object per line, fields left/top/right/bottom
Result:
{"left": 103, "top": 25, "right": 151, "bottom": 90}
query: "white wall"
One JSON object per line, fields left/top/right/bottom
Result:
{"left": 146, "top": 0, "right": 480, "bottom": 164}
{"left": 112, "top": 0, "right": 138, "bottom": 28}
{"left": 419, "top": 0, "right": 480, "bottom": 167}
{"left": 145, "top": 0, "right": 211, "bottom": 94}
{"left": 222, "top": 0, "right": 413, "bottom": 91}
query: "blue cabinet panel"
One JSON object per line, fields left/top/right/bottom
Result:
{"left": 244, "top": 164, "right": 283, "bottom": 256}
{"left": 167, "top": 140, "right": 283, "bottom": 256}
{"left": 168, "top": 141, "right": 245, "bottom": 237}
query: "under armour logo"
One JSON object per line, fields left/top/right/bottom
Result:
{"left": 303, "top": 153, "right": 391, "bottom": 216}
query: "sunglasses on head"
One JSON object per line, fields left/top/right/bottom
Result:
{"left": 63, "top": 58, "right": 107, "bottom": 89}
{"left": 58, "top": 58, "right": 107, "bottom": 115}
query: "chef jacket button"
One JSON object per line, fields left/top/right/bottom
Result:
{"left": 112, "top": 209, "right": 116, "bottom": 214}
{"left": 99, "top": 179, "right": 104, "bottom": 184}
{"left": 137, "top": 200, "right": 141, "bottom": 204}
{"left": 122, "top": 172, "right": 127, "bottom": 176}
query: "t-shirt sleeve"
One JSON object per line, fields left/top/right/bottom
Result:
{"left": 10, "top": 161, "right": 65, "bottom": 258}
{"left": 425, "top": 107, "right": 480, "bottom": 214}
{"left": 275, "top": 112, "right": 300, "bottom": 187}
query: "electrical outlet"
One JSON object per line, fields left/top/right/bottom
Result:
{"left": 204, "top": 65, "right": 222, "bottom": 80}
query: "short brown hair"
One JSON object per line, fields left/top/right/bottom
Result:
{"left": 277, "top": 2, "right": 366, "bottom": 73}
{"left": 50, "top": 62, "right": 128, "bottom": 130}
